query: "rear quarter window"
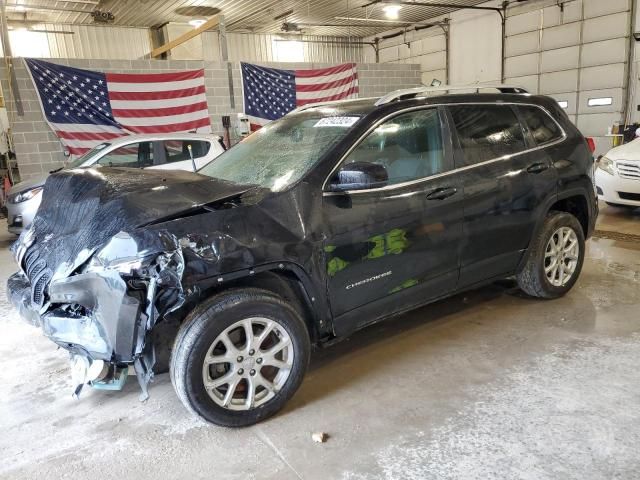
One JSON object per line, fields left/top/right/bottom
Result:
{"left": 448, "top": 105, "right": 527, "bottom": 166}
{"left": 517, "top": 105, "right": 564, "bottom": 145}
{"left": 163, "top": 140, "right": 211, "bottom": 164}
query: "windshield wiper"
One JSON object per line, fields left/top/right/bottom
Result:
{"left": 49, "top": 167, "right": 64, "bottom": 174}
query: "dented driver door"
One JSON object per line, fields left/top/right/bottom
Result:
{"left": 322, "top": 107, "right": 464, "bottom": 336}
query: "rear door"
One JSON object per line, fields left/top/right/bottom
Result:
{"left": 447, "top": 103, "right": 559, "bottom": 288}
{"left": 323, "top": 107, "right": 464, "bottom": 335}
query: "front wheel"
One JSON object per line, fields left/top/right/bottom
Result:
{"left": 170, "top": 288, "right": 310, "bottom": 427}
{"left": 517, "top": 211, "right": 585, "bottom": 299}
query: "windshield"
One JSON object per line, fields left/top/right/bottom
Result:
{"left": 66, "top": 142, "right": 111, "bottom": 169}
{"left": 199, "top": 110, "right": 360, "bottom": 191}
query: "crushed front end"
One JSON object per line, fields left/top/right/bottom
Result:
{"left": 5, "top": 167, "right": 261, "bottom": 399}
{"left": 8, "top": 227, "right": 185, "bottom": 399}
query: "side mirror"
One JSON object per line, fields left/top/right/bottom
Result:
{"left": 329, "top": 162, "right": 388, "bottom": 192}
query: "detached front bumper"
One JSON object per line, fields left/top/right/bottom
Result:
{"left": 7, "top": 270, "right": 143, "bottom": 363}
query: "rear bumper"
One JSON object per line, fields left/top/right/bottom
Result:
{"left": 7, "top": 271, "right": 143, "bottom": 362}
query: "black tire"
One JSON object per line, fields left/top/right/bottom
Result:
{"left": 605, "top": 202, "right": 637, "bottom": 210}
{"left": 170, "top": 288, "right": 310, "bottom": 427}
{"left": 517, "top": 211, "right": 585, "bottom": 299}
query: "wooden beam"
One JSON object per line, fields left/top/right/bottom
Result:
{"left": 150, "top": 15, "right": 220, "bottom": 58}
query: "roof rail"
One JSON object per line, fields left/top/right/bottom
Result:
{"left": 374, "top": 84, "right": 529, "bottom": 106}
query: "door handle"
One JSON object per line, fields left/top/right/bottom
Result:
{"left": 526, "top": 162, "right": 549, "bottom": 174}
{"left": 426, "top": 187, "right": 457, "bottom": 200}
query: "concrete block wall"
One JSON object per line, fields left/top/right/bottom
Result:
{"left": 1, "top": 58, "right": 421, "bottom": 180}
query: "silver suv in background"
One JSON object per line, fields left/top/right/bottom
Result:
{"left": 6, "top": 133, "right": 226, "bottom": 234}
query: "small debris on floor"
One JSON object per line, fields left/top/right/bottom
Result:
{"left": 312, "top": 432, "right": 328, "bottom": 443}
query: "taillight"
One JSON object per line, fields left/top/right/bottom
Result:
{"left": 586, "top": 137, "right": 596, "bottom": 153}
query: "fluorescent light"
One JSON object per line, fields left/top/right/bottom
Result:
{"left": 188, "top": 19, "right": 206, "bottom": 28}
{"left": 557, "top": 100, "right": 568, "bottom": 108}
{"left": 14, "top": 5, "right": 26, "bottom": 11}
{"left": 588, "top": 97, "right": 613, "bottom": 107}
{"left": 335, "top": 16, "right": 409, "bottom": 24}
{"left": 382, "top": 4, "right": 402, "bottom": 19}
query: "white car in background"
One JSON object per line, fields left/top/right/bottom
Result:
{"left": 595, "top": 138, "right": 640, "bottom": 209}
{"left": 6, "top": 133, "right": 226, "bottom": 234}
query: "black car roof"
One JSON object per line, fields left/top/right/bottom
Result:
{"left": 299, "top": 92, "right": 562, "bottom": 118}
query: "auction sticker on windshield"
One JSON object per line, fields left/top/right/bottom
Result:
{"left": 314, "top": 116, "right": 359, "bottom": 128}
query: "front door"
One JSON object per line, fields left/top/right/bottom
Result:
{"left": 322, "top": 107, "right": 463, "bottom": 336}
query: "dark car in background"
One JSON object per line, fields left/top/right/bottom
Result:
{"left": 8, "top": 85, "right": 597, "bottom": 427}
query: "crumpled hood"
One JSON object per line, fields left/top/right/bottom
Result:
{"left": 38, "top": 167, "right": 255, "bottom": 230}
{"left": 18, "top": 167, "right": 256, "bottom": 290}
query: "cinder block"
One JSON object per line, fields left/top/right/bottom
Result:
{"left": 27, "top": 100, "right": 43, "bottom": 113}
{"left": 40, "top": 161, "right": 64, "bottom": 173}
{"left": 166, "top": 60, "right": 187, "bottom": 70}
{"left": 207, "top": 69, "right": 229, "bottom": 79}
{"left": 38, "top": 141, "right": 63, "bottom": 153}
{"left": 11, "top": 122, "right": 35, "bottom": 133}
{"left": 15, "top": 162, "right": 44, "bottom": 176}
{"left": 15, "top": 142, "right": 38, "bottom": 155}
{"left": 24, "top": 132, "right": 52, "bottom": 144}
{"left": 185, "top": 60, "right": 205, "bottom": 70}
{"left": 204, "top": 61, "right": 225, "bottom": 70}
{"left": 85, "top": 60, "right": 108, "bottom": 71}
{"left": 213, "top": 87, "right": 230, "bottom": 97}
{"left": 108, "top": 60, "right": 133, "bottom": 70}
{"left": 130, "top": 60, "right": 152, "bottom": 69}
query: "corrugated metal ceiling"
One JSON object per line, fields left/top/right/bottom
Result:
{"left": 5, "top": 0, "right": 494, "bottom": 37}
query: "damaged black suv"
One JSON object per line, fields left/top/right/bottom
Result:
{"left": 8, "top": 86, "right": 597, "bottom": 427}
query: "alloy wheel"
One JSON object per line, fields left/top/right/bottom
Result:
{"left": 544, "top": 226, "right": 580, "bottom": 287}
{"left": 201, "top": 317, "right": 294, "bottom": 411}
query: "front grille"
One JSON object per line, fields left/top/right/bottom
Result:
{"left": 618, "top": 191, "right": 640, "bottom": 202}
{"left": 22, "top": 247, "right": 52, "bottom": 307}
{"left": 25, "top": 249, "right": 41, "bottom": 276}
{"left": 617, "top": 161, "right": 640, "bottom": 180}
{"left": 32, "top": 271, "right": 51, "bottom": 306}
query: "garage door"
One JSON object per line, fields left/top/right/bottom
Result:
{"left": 504, "top": 0, "right": 630, "bottom": 155}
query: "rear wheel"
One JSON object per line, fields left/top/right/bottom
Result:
{"left": 517, "top": 211, "right": 585, "bottom": 299}
{"left": 170, "top": 288, "right": 310, "bottom": 427}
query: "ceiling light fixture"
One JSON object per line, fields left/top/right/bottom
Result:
{"left": 14, "top": 5, "right": 26, "bottom": 11}
{"left": 382, "top": 4, "right": 402, "bottom": 19}
{"left": 335, "top": 16, "right": 408, "bottom": 24}
{"left": 188, "top": 18, "right": 206, "bottom": 28}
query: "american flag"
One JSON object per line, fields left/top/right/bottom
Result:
{"left": 241, "top": 62, "right": 358, "bottom": 130}
{"left": 25, "top": 58, "right": 211, "bottom": 156}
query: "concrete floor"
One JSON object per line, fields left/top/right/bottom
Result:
{"left": 1, "top": 203, "right": 639, "bottom": 480}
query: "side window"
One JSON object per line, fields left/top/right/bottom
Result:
{"left": 449, "top": 105, "right": 526, "bottom": 166}
{"left": 518, "top": 105, "right": 563, "bottom": 145}
{"left": 163, "top": 140, "right": 211, "bottom": 164}
{"left": 329, "top": 109, "right": 445, "bottom": 190}
{"left": 97, "top": 142, "right": 153, "bottom": 168}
